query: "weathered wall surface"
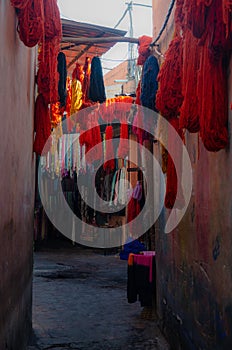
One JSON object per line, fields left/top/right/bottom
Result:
{"left": 153, "top": 0, "right": 232, "bottom": 349}
{"left": 0, "top": 1, "right": 35, "bottom": 349}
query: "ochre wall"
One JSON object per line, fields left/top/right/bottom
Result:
{"left": 0, "top": 2, "right": 35, "bottom": 349}
{"left": 153, "top": 0, "right": 232, "bottom": 348}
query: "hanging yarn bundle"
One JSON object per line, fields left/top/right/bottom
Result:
{"left": 228, "top": 0, "right": 232, "bottom": 110}
{"left": 179, "top": 28, "right": 200, "bottom": 132}
{"left": 154, "top": 0, "right": 230, "bottom": 208}
{"left": 51, "top": 102, "right": 62, "bottom": 128}
{"left": 79, "top": 126, "right": 102, "bottom": 164}
{"left": 156, "top": 116, "right": 169, "bottom": 173}
{"left": 178, "top": 0, "right": 230, "bottom": 150}
{"left": 99, "top": 97, "right": 133, "bottom": 123}
{"left": 99, "top": 98, "right": 115, "bottom": 123}
{"left": 70, "top": 78, "right": 83, "bottom": 116}
{"left": 11, "top": 0, "right": 63, "bottom": 156}
{"left": 114, "top": 96, "right": 133, "bottom": 122}
{"left": 57, "top": 52, "right": 67, "bottom": 108}
{"left": 43, "top": 0, "right": 62, "bottom": 41}
{"left": 205, "top": 0, "right": 227, "bottom": 63}
{"left": 10, "top": 0, "right": 30, "bottom": 9}
{"left": 175, "top": 0, "right": 185, "bottom": 28}
{"left": 37, "top": 37, "right": 60, "bottom": 104}
{"left": 65, "top": 77, "right": 72, "bottom": 117}
{"left": 154, "top": 1, "right": 185, "bottom": 209}
{"left": 79, "top": 129, "right": 92, "bottom": 158}
{"left": 16, "top": 0, "right": 44, "bottom": 47}
{"left": 117, "top": 122, "right": 129, "bottom": 159}
{"left": 134, "top": 80, "right": 149, "bottom": 144}
{"left": 179, "top": 0, "right": 200, "bottom": 134}
{"left": 127, "top": 196, "right": 141, "bottom": 234}
{"left": 165, "top": 118, "right": 185, "bottom": 209}
{"left": 70, "top": 63, "right": 83, "bottom": 126}
{"left": 37, "top": 0, "right": 62, "bottom": 104}
{"left": 135, "top": 34, "right": 153, "bottom": 125}
{"left": 165, "top": 149, "right": 178, "bottom": 209}
{"left": 33, "top": 94, "right": 52, "bottom": 156}
{"left": 137, "top": 36, "right": 152, "bottom": 65}
{"left": 79, "top": 113, "right": 102, "bottom": 163}
{"left": 140, "top": 55, "right": 159, "bottom": 111}
{"left": 194, "top": 0, "right": 229, "bottom": 151}
{"left": 103, "top": 126, "right": 115, "bottom": 171}
{"left": 156, "top": 0, "right": 184, "bottom": 120}
{"left": 135, "top": 80, "right": 141, "bottom": 105}
{"left": 198, "top": 35, "right": 229, "bottom": 151}
{"left": 72, "top": 62, "right": 84, "bottom": 84}
{"left": 132, "top": 110, "right": 146, "bottom": 145}
{"left": 208, "top": 0, "right": 230, "bottom": 63}
{"left": 185, "top": 0, "right": 213, "bottom": 39}
{"left": 82, "top": 57, "right": 91, "bottom": 104}
{"left": 155, "top": 34, "right": 184, "bottom": 119}
{"left": 88, "top": 56, "right": 106, "bottom": 103}
{"left": 11, "top": 0, "right": 62, "bottom": 102}
{"left": 222, "top": 0, "right": 232, "bottom": 37}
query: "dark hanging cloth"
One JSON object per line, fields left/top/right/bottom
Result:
{"left": 127, "top": 255, "right": 156, "bottom": 307}
{"left": 88, "top": 56, "right": 106, "bottom": 103}
{"left": 140, "top": 55, "right": 159, "bottom": 111}
{"left": 57, "top": 52, "right": 67, "bottom": 107}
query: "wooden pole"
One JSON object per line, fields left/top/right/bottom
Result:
{"left": 62, "top": 36, "right": 139, "bottom": 45}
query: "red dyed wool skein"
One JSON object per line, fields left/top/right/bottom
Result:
{"left": 33, "top": 94, "right": 52, "bottom": 156}
{"left": 103, "top": 126, "right": 115, "bottom": 171}
{"left": 179, "top": 28, "right": 200, "bottom": 132}
{"left": 155, "top": 34, "right": 184, "bottom": 120}
{"left": 10, "top": 0, "right": 30, "bottom": 9}
{"left": 17, "top": 0, "right": 44, "bottom": 47}
{"left": 165, "top": 118, "right": 185, "bottom": 209}
{"left": 118, "top": 122, "right": 129, "bottom": 159}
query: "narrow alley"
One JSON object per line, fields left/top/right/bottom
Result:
{"left": 1, "top": 1, "right": 232, "bottom": 349}
{"left": 28, "top": 246, "right": 169, "bottom": 350}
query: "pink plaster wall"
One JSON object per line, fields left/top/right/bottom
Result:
{"left": 104, "top": 60, "right": 136, "bottom": 98}
{"left": 153, "top": 0, "right": 232, "bottom": 348}
{"left": 152, "top": 0, "right": 175, "bottom": 51}
{"left": 0, "top": 1, "right": 36, "bottom": 349}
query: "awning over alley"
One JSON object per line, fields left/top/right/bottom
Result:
{"left": 61, "top": 18, "right": 127, "bottom": 71}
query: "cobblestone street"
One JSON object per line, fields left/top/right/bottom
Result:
{"left": 28, "top": 246, "right": 170, "bottom": 350}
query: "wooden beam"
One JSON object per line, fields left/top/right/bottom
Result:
{"left": 62, "top": 36, "right": 139, "bottom": 45}
{"left": 66, "top": 32, "right": 106, "bottom": 69}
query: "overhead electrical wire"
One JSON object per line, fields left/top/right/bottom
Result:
{"left": 114, "top": 6, "right": 129, "bottom": 29}
{"left": 150, "top": 0, "right": 176, "bottom": 47}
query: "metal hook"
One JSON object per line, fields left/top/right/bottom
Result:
{"left": 154, "top": 45, "right": 164, "bottom": 58}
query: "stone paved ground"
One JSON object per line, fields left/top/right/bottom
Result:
{"left": 28, "top": 246, "right": 170, "bottom": 350}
